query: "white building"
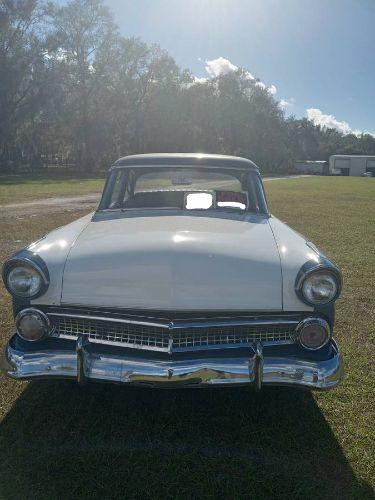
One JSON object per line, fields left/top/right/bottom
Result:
{"left": 329, "top": 155, "right": 375, "bottom": 176}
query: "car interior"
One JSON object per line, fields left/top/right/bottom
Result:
{"left": 122, "top": 189, "right": 250, "bottom": 211}
{"left": 106, "top": 168, "right": 261, "bottom": 212}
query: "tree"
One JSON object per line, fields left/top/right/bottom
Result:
{"left": 47, "top": 0, "right": 116, "bottom": 172}
{"left": 94, "top": 38, "right": 180, "bottom": 159}
{"left": 0, "top": 0, "right": 51, "bottom": 171}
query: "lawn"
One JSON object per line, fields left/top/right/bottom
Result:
{"left": 0, "top": 176, "right": 104, "bottom": 205}
{"left": 0, "top": 177, "right": 374, "bottom": 499}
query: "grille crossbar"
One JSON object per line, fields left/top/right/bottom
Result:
{"left": 49, "top": 312, "right": 297, "bottom": 352}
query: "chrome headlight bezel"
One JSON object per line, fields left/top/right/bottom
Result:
{"left": 2, "top": 256, "right": 49, "bottom": 299}
{"left": 296, "top": 317, "right": 331, "bottom": 350}
{"left": 295, "top": 261, "right": 342, "bottom": 306}
{"left": 15, "top": 308, "right": 52, "bottom": 341}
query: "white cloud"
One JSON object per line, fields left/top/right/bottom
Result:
{"left": 205, "top": 57, "right": 238, "bottom": 78}
{"left": 253, "top": 80, "right": 277, "bottom": 95}
{"left": 279, "top": 97, "right": 295, "bottom": 108}
{"left": 306, "top": 108, "right": 375, "bottom": 137}
{"left": 243, "top": 70, "right": 256, "bottom": 80}
{"left": 268, "top": 84, "right": 277, "bottom": 95}
{"left": 193, "top": 76, "right": 208, "bottom": 84}
{"left": 254, "top": 80, "right": 266, "bottom": 90}
{"left": 306, "top": 108, "right": 352, "bottom": 134}
{"left": 202, "top": 57, "right": 277, "bottom": 95}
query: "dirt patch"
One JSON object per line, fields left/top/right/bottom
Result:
{"left": 0, "top": 194, "right": 101, "bottom": 218}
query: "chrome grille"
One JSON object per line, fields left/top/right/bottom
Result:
{"left": 49, "top": 313, "right": 297, "bottom": 352}
{"left": 55, "top": 316, "right": 169, "bottom": 349}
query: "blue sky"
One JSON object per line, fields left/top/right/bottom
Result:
{"left": 103, "top": 0, "right": 375, "bottom": 135}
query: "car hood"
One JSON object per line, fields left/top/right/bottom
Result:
{"left": 60, "top": 213, "right": 282, "bottom": 311}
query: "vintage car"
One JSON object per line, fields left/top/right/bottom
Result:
{"left": 1, "top": 154, "right": 344, "bottom": 390}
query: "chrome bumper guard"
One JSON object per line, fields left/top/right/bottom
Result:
{"left": 1, "top": 334, "right": 344, "bottom": 390}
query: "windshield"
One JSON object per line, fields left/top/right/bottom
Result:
{"left": 99, "top": 166, "right": 267, "bottom": 214}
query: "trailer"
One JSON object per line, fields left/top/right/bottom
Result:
{"left": 294, "top": 160, "right": 328, "bottom": 175}
{"left": 329, "top": 155, "right": 375, "bottom": 176}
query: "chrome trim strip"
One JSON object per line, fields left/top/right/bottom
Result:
{"left": 63, "top": 335, "right": 170, "bottom": 351}
{"left": 171, "top": 319, "right": 299, "bottom": 329}
{"left": 1, "top": 337, "right": 344, "bottom": 390}
{"left": 47, "top": 312, "right": 170, "bottom": 329}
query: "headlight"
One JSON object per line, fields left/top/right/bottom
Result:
{"left": 3, "top": 258, "right": 48, "bottom": 298}
{"left": 15, "top": 308, "right": 51, "bottom": 341}
{"left": 296, "top": 266, "right": 341, "bottom": 306}
{"left": 7, "top": 264, "right": 43, "bottom": 297}
{"left": 302, "top": 270, "right": 339, "bottom": 305}
{"left": 296, "top": 317, "right": 331, "bottom": 350}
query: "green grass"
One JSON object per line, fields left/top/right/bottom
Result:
{"left": 0, "top": 177, "right": 374, "bottom": 499}
{"left": 0, "top": 176, "right": 104, "bottom": 204}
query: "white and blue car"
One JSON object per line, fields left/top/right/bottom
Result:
{"left": 1, "top": 154, "right": 344, "bottom": 389}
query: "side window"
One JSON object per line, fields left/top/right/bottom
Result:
{"left": 124, "top": 170, "right": 135, "bottom": 204}
{"left": 109, "top": 171, "right": 127, "bottom": 208}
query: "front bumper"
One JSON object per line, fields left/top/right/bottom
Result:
{"left": 1, "top": 335, "right": 344, "bottom": 390}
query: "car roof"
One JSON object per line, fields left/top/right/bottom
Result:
{"left": 112, "top": 153, "right": 259, "bottom": 170}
